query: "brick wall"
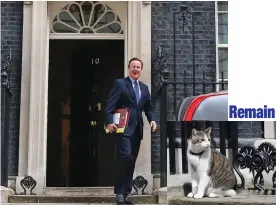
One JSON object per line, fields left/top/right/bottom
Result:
{"left": 1, "top": 1, "right": 23, "bottom": 176}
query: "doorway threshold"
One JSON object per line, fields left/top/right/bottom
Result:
{"left": 43, "top": 187, "right": 114, "bottom": 196}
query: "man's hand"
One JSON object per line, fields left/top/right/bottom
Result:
{"left": 107, "top": 123, "right": 117, "bottom": 133}
{"left": 150, "top": 121, "right": 157, "bottom": 132}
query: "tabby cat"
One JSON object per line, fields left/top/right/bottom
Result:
{"left": 186, "top": 127, "right": 237, "bottom": 199}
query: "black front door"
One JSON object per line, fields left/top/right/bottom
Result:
{"left": 69, "top": 40, "right": 124, "bottom": 187}
{"left": 47, "top": 40, "right": 124, "bottom": 187}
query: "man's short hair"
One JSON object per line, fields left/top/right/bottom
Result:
{"left": 128, "top": 57, "right": 143, "bottom": 69}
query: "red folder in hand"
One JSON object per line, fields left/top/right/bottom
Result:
{"left": 105, "top": 108, "right": 130, "bottom": 133}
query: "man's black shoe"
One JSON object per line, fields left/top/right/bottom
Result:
{"left": 116, "top": 194, "right": 125, "bottom": 205}
{"left": 124, "top": 195, "right": 135, "bottom": 205}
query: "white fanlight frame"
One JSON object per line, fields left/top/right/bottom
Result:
{"left": 48, "top": 1, "right": 126, "bottom": 39}
{"left": 51, "top": 1, "right": 123, "bottom": 34}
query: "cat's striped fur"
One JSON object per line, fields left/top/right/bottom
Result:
{"left": 186, "top": 127, "right": 237, "bottom": 199}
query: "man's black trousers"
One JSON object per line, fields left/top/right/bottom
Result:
{"left": 114, "top": 126, "right": 141, "bottom": 195}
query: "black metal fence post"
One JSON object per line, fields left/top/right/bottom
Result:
{"left": 180, "top": 122, "right": 189, "bottom": 173}
{"left": 160, "top": 82, "right": 167, "bottom": 187}
{"left": 168, "top": 121, "right": 176, "bottom": 175}
{"left": 172, "top": 3, "right": 196, "bottom": 113}
{"left": 219, "top": 121, "right": 227, "bottom": 156}
{"left": 153, "top": 41, "right": 170, "bottom": 188}
{"left": 230, "top": 121, "right": 245, "bottom": 189}
{"left": 1, "top": 50, "right": 12, "bottom": 187}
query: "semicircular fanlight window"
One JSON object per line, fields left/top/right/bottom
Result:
{"left": 51, "top": 1, "right": 123, "bottom": 34}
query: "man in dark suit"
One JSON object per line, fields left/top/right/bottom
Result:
{"left": 104, "top": 57, "right": 157, "bottom": 205}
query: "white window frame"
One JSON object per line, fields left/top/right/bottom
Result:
{"left": 215, "top": 1, "right": 228, "bottom": 83}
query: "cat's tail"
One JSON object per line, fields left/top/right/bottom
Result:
{"left": 224, "top": 189, "right": 237, "bottom": 197}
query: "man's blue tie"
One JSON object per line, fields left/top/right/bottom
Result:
{"left": 134, "top": 80, "right": 140, "bottom": 104}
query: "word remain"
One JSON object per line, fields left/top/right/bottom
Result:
{"left": 229, "top": 105, "right": 275, "bottom": 119}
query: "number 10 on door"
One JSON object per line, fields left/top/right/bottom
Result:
{"left": 92, "top": 58, "right": 100, "bottom": 64}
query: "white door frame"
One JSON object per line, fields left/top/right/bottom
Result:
{"left": 17, "top": 1, "right": 153, "bottom": 194}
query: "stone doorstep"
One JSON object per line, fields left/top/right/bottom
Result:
{"left": 1, "top": 186, "right": 15, "bottom": 203}
{"left": 8, "top": 195, "right": 158, "bottom": 204}
{"left": 168, "top": 196, "right": 276, "bottom": 205}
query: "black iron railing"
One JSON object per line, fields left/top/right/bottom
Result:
{"left": 236, "top": 141, "right": 276, "bottom": 192}
{"left": 162, "top": 76, "right": 228, "bottom": 119}
{"left": 1, "top": 49, "right": 12, "bottom": 187}
{"left": 159, "top": 78, "right": 227, "bottom": 188}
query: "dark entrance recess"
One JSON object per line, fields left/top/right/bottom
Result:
{"left": 47, "top": 40, "right": 124, "bottom": 187}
